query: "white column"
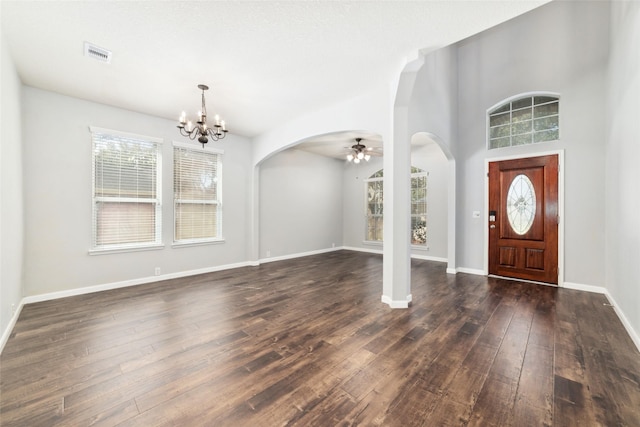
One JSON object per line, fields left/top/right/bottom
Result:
{"left": 382, "top": 106, "right": 412, "bottom": 308}
{"left": 382, "top": 56, "right": 425, "bottom": 308}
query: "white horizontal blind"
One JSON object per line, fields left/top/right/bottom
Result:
{"left": 91, "top": 129, "right": 161, "bottom": 250}
{"left": 173, "top": 145, "right": 221, "bottom": 243}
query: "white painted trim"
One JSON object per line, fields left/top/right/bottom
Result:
{"left": 258, "top": 246, "right": 343, "bottom": 264}
{"left": 484, "top": 150, "right": 565, "bottom": 287}
{"left": 485, "top": 92, "right": 561, "bottom": 151}
{"left": 411, "top": 254, "right": 448, "bottom": 263}
{"left": 381, "top": 293, "right": 413, "bottom": 309}
{"left": 0, "top": 303, "right": 24, "bottom": 354}
{"left": 563, "top": 282, "right": 640, "bottom": 353}
{"left": 343, "top": 246, "right": 382, "bottom": 255}
{"left": 343, "top": 246, "right": 447, "bottom": 263}
{"left": 563, "top": 281, "right": 606, "bottom": 294}
{"left": 604, "top": 290, "right": 640, "bottom": 353}
{"left": 22, "top": 261, "right": 255, "bottom": 305}
{"left": 446, "top": 268, "right": 457, "bottom": 275}
{"left": 89, "top": 126, "right": 164, "bottom": 144}
{"left": 4, "top": 252, "right": 639, "bottom": 357}
{"left": 456, "top": 267, "right": 485, "bottom": 275}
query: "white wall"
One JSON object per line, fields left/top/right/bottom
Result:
{"left": 1, "top": 31, "right": 24, "bottom": 339}
{"left": 21, "top": 87, "right": 252, "bottom": 296}
{"left": 606, "top": 1, "right": 640, "bottom": 344}
{"left": 452, "top": 0, "right": 609, "bottom": 285}
{"left": 252, "top": 87, "right": 392, "bottom": 166}
{"left": 259, "top": 148, "right": 343, "bottom": 259}
{"left": 407, "top": 46, "right": 459, "bottom": 156}
{"left": 341, "top": 144, "right": 448, "bottom": 260}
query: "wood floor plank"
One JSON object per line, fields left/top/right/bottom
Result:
{"left": 1, "top": 251, "right": 639, "bottom": 426}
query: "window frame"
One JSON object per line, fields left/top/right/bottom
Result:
{"left": 487, "top": 92, "right": 560, "bottom": 150}
{"left": 89, "top": 126, "right": 163, "bottom": 254}
{"left": 364, "top": 174, "right": 384, "bottom": 243}
{"left": 363, "top": 168, "right": 428, "bottom": 247}
{"left": 172, "top": 141, "right": 224, "bottom": 247}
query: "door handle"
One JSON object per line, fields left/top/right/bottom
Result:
{"left": 490, "top": 225, "right": 496, "bottom": 229}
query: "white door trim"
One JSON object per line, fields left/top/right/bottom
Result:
{"left": 483, "top": 149, "right": 565, "bottom": 287}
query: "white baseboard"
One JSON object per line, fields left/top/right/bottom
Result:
{"left": 0, "top": 302, "right": 24, "bottom": 354}
{"left": 560, "top": 282, "right": 639, "bottom": 353}
{"left": 342, "top": 246, "right": 448, "bottom": 263}
{"left": 342, "top": 246, "right": 382, "bottom": 255}
{"left": 411, "top": 254, "right": 448, "bottom": 263}
{"left": 381, "top": 293, "right": 412, "bottom": 309}
{"left": 455, "top": 267, "right": 485, "bottom": 276}
{"left": 562, "top": 281, "right": 607, "bottom": 294}
{"left": 258, "top": 246, "right": 343, "bottom": 264}
{"left": 22, "top": 260, "right": 256, "bottom": 305}
{"left": 603, "top": 290, "right": 640, "bottom": 353}
{"left": 5, "top": 250, "right": 638, "bottom": 357}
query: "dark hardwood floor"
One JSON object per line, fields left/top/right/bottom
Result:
{"left": 1, "top": 250, "right": 639, "bottom": 426}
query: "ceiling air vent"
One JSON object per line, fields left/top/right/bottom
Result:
{"left": 84, "top": 42, "right": 112, "bottom": 64}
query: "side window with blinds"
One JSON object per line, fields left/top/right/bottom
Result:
{"left": 91, "top": 127, "right": 162, "bottom": 252}
{"left": 173, "top": 143, "right": 223, "bottom": 244}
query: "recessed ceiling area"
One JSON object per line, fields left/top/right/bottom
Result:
{"left": 1, "top": 1, "right": 550, "bottom": 139}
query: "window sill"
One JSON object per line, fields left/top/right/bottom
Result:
{"left": 172, "top": 239, "right": 225, "bottom": 249}
{"left": 89, "top": 244, "right": 165, "bottom": 256}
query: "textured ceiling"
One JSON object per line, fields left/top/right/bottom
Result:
{"left": 1, "top": 1, "right": 549, "bottom": 139}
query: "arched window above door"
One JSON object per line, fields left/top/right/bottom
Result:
{"left": 488, "top": 94, "right": 559, "bottom": 150}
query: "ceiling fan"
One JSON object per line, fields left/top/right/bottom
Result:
{"left": 345, "top": 138, "right": 382, "bottom": 163}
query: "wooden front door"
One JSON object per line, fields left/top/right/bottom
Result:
{"left": 488, "top": 155, "right": 559, "bottom": 284}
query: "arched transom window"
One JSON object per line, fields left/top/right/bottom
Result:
{"left": 488, "top": 94, "right": 559, "bottom": 149}
{"left": 364, "top": 167, "right": 427, "bottom": 246}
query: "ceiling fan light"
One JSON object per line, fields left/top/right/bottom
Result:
{"left": 354, "top": 157, "right": 360, "bottom": 164}
{"left": 364, "top": 154, "right": 371, "bottom": 161}
{"left": 347, "top": 154, "right": 354, "bottom": 162}
{"left": 357, "top": 152, "right": 364, "bottom": 160}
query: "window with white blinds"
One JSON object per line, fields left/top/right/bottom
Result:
{"left": 173, "top": 143, "right": 222, "bottom": 244}
{"left": 91, "top": 127, "right": 162, "bottom": 252}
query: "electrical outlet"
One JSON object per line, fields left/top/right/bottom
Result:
{"left": 155, "top": 267, "right": 161, "bottom": 276}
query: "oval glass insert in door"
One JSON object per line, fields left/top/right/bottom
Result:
{"left": 506, "top": 174, "right": 536, "bottom": 235}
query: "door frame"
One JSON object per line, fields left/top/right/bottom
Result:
{"left": 483, "top": 149, "right": 565, "bottom": 287}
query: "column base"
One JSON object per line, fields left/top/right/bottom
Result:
{"left": 381, "top": 294, "right": 412, "bottom": 309}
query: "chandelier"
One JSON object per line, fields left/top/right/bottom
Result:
{"left": 177, "top": 84, "right": 228, "bottom": 147}
{"left": 346, "top": 138, "right": 371, "bottom": 163}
